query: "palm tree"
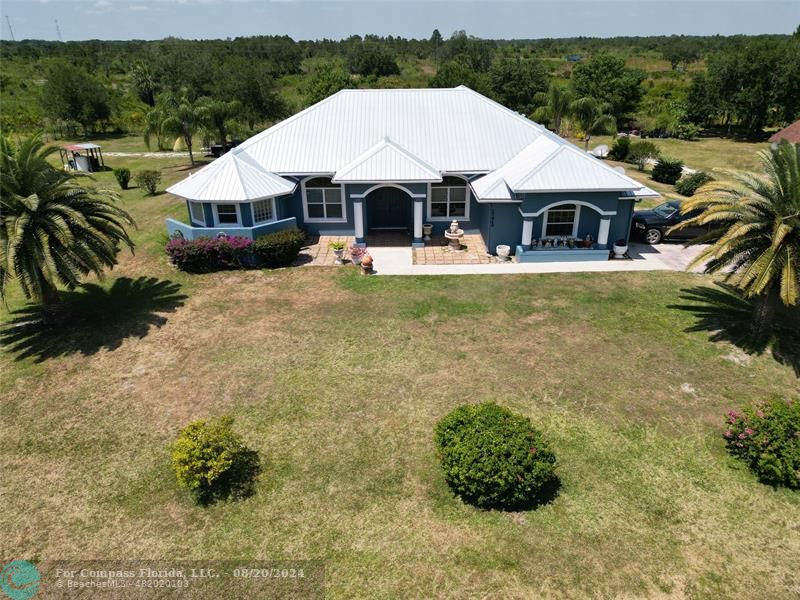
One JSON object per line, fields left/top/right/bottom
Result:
{"left": 198, "top": 98, "right": 241, "bottom": 145}
{"left": 531, "top": 83, "right": 573, "bottom": 136}
{"left": 0, "top": 134, "right": 135, "bottom": 324}
{"left": 144, "top": 88, "right": 202, "bottom": 165}
{"left": 570, "top": 97, "right": 617, "bottom": 151}
{"left": 671, "top": 141, "right": 800, "bottom": 332}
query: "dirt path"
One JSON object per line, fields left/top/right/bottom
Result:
{"left": 103, "top": 151, "right": 190, "bottom": 158}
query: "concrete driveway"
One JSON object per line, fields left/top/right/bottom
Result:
{"left": 628, "top": 242, "right": 708, "bottom": 272}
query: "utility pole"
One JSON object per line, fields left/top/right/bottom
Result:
{"left": 54, "top": 18, "right": 62, "bottom": 42}
{"left": 5, "top": 15, "right": 14, "bottom": 41}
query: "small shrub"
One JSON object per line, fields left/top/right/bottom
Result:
{"left": 171, "top": 415, "right": 261, "bottom": 504}
{"left": 608, "top": 136, "right": 631, "bottom": 161}
{"left": 165, "top": 235, "right": 253, "bottom": 273}
{"left": 627, "top": 140, "right": 661, "bottom": 171}
{"left": 329, "top": 240, "right": 345, "bottom": 251}
{"left": 134, "top": 169, "right": 161, "bottom": 195}
{"left": 435, "top": 402, "right": 557, "bottom": 510}
{"left": 724, "top": 399, "right": 800, "bottom": 488}
{"left": 252, "top": 228, "right": 306, "bottom": 268}
{"left": 651, "top": 157, "right": 684, "bottom": 184}
{"left": 113, "top": 167, "right": 131, "bottom": 190}
{"left": 674, "top": 171, "right": 714, "bottom": 196}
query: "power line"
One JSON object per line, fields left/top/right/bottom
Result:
{"left": 5, "top": 15, "right": 14, "bottom": 41}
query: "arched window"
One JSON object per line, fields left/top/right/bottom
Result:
{"left": 302, "top": 177, "right": 345, "bottom": 222}
{"left": 542, "top": 204, "right": 580, "bottom": 238}
{"left": 429, "top": 176, "right": 469, "bottom": 221}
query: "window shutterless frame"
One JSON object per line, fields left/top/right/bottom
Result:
{"left": 542, "top": 204, "right": 581, "bottom": 238}
{"left": 189, "top": 201, "right": 206, "bottom": 226}
{"left": 212, "top": 203, "right": 242, "bottom": 227}
{"left": 427, "top": 176, "right": 470, "bottom": 221}
{"left": 301, "top": 177, "right": 347, "bottom": 223}
{"left": 251, "top": 198, "right": 277, "bottom": 224}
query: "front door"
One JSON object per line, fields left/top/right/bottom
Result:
{"left": 366, "top": 187, "right": 411, "bottom": 230}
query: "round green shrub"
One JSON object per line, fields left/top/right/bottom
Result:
{"left": 171, "top": 415, "right": 260, "bottom": 503}
{"left": 113, "top": 167, "right": 131, "bottom": 190}
{"left": 651, "top": 157, "right": 684, "bottom": 185}
{"left": 435, "top": 402, "right": 557, "bottom": 510}
{"left": 252, "top": 228, "right": 306, "bottom": 268}
{"left": 134, "top": 169, "right": 161, "bottom": 195}
{"left": 674, "top": 171, "right": 714, "bottom": 196}
{"left": 724, "top": 398, "right": 800, "bottom": 488}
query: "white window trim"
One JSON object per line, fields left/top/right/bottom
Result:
{"left": 542, "top": 204, "right": 581, "bottom": 239}
{"left": 189, "top": 201, "right": 206, "bottom": 226}
{"left": 213, "top": 202, "right": 242, "bottom": 227}
{"left": 426, "top": 177, "right": 470, "bottom": 222}
{"left": 301, "top": 177, "right": 347, "bottom": 223}
{"left": 252, "top": 198, "right": 277, "bottom": 225}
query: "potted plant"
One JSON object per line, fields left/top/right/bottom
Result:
{"left": 422, "top": 223, "right": 433, "bottom": 241}
{"left": 613, "top": 238, "right": 628, "bottom": 259}
{"left": 349, "top": 245, "right": 366, "bottom": 265}
{"left": 329, "top": 241, "right": 345, "bottom": 264}
{"left": 582, "top": 234, "right": 593, "bottom": 248}
{"left": 495, "top": 244, "right": 510, "bottom": 261}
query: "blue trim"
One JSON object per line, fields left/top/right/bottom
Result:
{"left": 166, "top": 217, "right": 298, "bottom": 240}
{"left": 240, "top": 203, "right": 254, "bottom": 227}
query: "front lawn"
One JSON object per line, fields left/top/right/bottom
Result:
{"left": 2, "top": 264, "right": 798, "bottom": 597}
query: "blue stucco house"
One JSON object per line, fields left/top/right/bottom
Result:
{"left": 166, "top": 86, "right": 657, "bottom": 261}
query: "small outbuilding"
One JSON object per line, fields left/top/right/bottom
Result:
{"left": 59, "top": 143, "right": 105, "bottom": 172}
{"left": 768, "top": 120, "right": 800, "bottom": 144}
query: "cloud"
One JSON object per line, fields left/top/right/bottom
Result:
{"left": 129, "top": 4, "right": 151, "bottom": 10}
{"left": 95, "top": 0, "right": 112, "bottom": 7}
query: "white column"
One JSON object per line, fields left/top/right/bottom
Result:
{"left": 353, "top": 201, "right": 364, "bottom": 239}
{"left": 598, "top": 217, "right": 611, "bottom": 246}
{"left": 413, "top": 200, "right": 423, "bottom": 240}
{"left": 521, "top": 218, "right": 533, "bottom": 246}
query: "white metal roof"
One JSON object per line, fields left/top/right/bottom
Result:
{"left": 170, "top": 86, "right": 658, "bottom": 202}
{"left": 238, "top": 86, "right": 546, "bottom": 174}
{"left": 332, "top": 137, "right": 442, "bottom": 183}
{"left": 166, "top": 148, "right": 296, "bottom": 202}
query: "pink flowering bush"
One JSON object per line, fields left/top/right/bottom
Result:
{"left": 166, "top": 235, "right": 254, "bottom": 273}
{"left": 724, "top": 398, "right": 800, "bottom": 488}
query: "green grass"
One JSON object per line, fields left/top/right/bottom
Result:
{"left": 1, "top": 139, "right": 798, "bottom": 599}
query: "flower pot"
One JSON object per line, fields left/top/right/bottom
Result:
{"left": 613, "top": 242, "right": 628, "bottom": 258}
{"left": 496, "top": 244, "right": 511, "bottom": 261}
{"left": 332, "top": 248, "right": 344, "bottom": 264}
{"left": 361, "top": 254, "right": 373, "bottom": 273}
{"left": 351, "top": 254, "right": 363, "bottom": 265}
{"left": 422, "top": 223, "right": 433, "bottom": 241}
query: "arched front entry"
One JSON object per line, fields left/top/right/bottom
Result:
{"left": 365, "top": 186, "right": 412, "bottom": 232}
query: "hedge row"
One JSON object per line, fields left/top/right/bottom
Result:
{"left": 166, "top": 228, "right": 306, "bottom": 273}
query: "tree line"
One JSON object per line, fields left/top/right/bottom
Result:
{"left": 0, "top": 29, "right": 797, "bottom": 141}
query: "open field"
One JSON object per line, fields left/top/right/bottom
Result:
{"left": 2, "top": 144, "right": 799, "bottom": 598}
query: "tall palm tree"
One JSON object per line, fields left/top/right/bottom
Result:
{"left": 532, "top": 83, "right": 573, "bottom": 136}
{"left": 671, "top": 141, "right": 800, "bottom": 331}
{"left": 570, "top": 97, "right": 617, "bottom": 151}
{"left": 198, "top": 98, "right": 241, "bottom": 145}
{"left": 144, "top": 88, "right": 202, "bottom": 165}
{"left": 0, "top": 134, "right": 135, "bottom": 323}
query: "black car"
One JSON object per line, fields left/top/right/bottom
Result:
{"left": 631, "top": 200, "right": 707, "bottom": 244}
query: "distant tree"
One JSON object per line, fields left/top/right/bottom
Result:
{"left": 685, "top": 73, "right": 715, "bottom": 127}
{"left": 627, "top": 140, "right": 661, "bottom": 171}
{"left": 437, "top": 31, "right": 495, "bottom": 72}
{"left": 213, "top": 58, "right": 288, "bottom": 130}
{"left": 571, "top": 54, "right": 645, "bottom": 122}
{"left": 40, "top": 62, "right": 111, "bottom": 136}
{"left": 488, "top": 56, "right": 548, "bottom": 114}
{"left": 429, "top": 58, "right": 491, "bottom": 95}
{"left": 532, "top": 83, "right": 573, "bottom": 135}
{"left": 198, "top": 98, "right": 241, "bottom": 144}
{"left": 672, "top": 141, "right": 800, "bottom": 331}
{"left": 346, "top": 41, "right": 401, "bottom": 77}
{"left": 570, "top": 97, "right": 616, "bottom": 150}
{"left": 303, "top": 64, "right": 352, "bottom": 106}
{"left": 0, "top": 134, "right": 135, "bottom": 324}
{"left": 131, "top": 61, "right": 157, "bottom": 107}
{"left": 144, "top": 88, "right": 203, "bottom": 165}
{"left": 430, "top": 29, "right": 444, "bottom": 52}
{"left": 660, "top": 38, "right": 700, "bottom": 71}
